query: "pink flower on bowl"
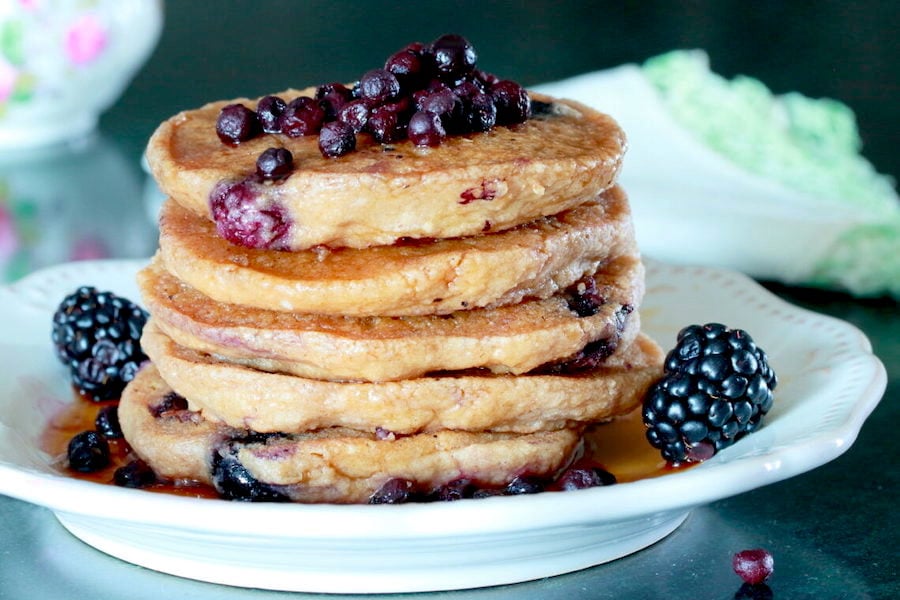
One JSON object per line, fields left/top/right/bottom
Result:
{"left": 0, "top": 59, "right": 17, "bottom": 103}
{"left": 65, "top": 14, "right": 108, "bottom": 66}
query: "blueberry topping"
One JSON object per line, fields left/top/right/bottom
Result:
{"left": 314, "top": 83, "right": 352, "bottom": 120}
{"left": 643, "top": 323, "right": 777, "bottom": 464}
{"left": 209, "top": 178, "right": 292, "bottom": 249}
{"left": 429, "top": 34, "right": 477, "bottom": 80}
{"left": 504, "top": 475, "right": 543, "bottom": 495}
{"left": 94, "top": 405, "right": 123, "bottom": 439}
{"left": 384, "top": 47, "right": 426, "bottom": 90}
{"left": 369, "top": 478, "right": 414, "bottom": 504}
{"left": 407, "top": 110, "right": 446, "bottom": 147}
{"left": 464, "top": 90, "right": 497, "bottom": 132}
{"left": 318, "top": 121, "right": 357, "bottom": 157}
{"left": 278, "top": 96, "right": 325, "bottom": 137}
{"left": 366, "top": 104, "right": 408, "bottom": 143}
{"left": 491, "top": 80, "right": 531, "bottom": 125}
{"left": 255, "top": 147, "right": 294, "bottom": 179}
{"left": 216, "top": 103, "right": 260, "bottom": 144}
{"left": 557, "top": 465, "right": 617, "bottom": 490}
{"left": 213, "top": 34, "right": 533, "bottom": 157}
{"left": 151, "top": 391, "right": 189, "bottom": 417}
{"left": 52, "top": 287, "right": 148, "bottom": 400}
{"left": 565, "top": 276, "right": 606, "bottom": 317}
{"left": 357, "top": 68, "right": 401, "bottom": 105}
{"left": 211, "top": 440, "right": 289, "bottom": 502}
{"left": 256, "top": 95, "right": 287, "bottom": 134}
{"left": 67, "top": 430, "right": 110, "bottom": 473}
{"left": 336, "top": 99, "right": 370, "bottom": 132}
{"left": 114, "top": 459, "right": 157, "bottom": 488}
{"left": 430, "top": 478, "right": 474, "bottom": 502}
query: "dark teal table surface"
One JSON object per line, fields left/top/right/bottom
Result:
{"left": 1, "top": 2, "right": 897, "bottom": 599}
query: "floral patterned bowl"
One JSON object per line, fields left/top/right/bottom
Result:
{"left": 0, "top": 0, "right": 163, "bottom": 150}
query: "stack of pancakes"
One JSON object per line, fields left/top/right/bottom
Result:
{"left": 119, "top": 89, "right": 664, "bottom": 503}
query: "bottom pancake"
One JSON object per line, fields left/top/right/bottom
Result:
{"left": 119, "top": 364, "right": 583, "bottom": 504}
{"left": 141, "top": 322, "right": 664, "bottom": 434}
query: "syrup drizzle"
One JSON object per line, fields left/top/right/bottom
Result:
{"left": 40, "top": 392, "right": 686, "bottom": 501}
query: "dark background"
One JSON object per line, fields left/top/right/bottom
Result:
{"left": 103, "top": 0, "right": 899, "bottom": 182}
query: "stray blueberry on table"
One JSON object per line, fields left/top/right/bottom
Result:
{"left": 732, "top": 548, "right": 774, "bottom": 585}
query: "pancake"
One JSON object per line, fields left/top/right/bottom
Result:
{"left": 140, "top": 248, "right": 644, "bottom": 381}
{"left": 146, "top": 90, "right": 626, "bottom": 251}
{"left": 157, "top": 185, "right": 637, "bottom": 316}
{"left": 140, "top": 322, "right": 663, "bottom": 434}
{"left": 118, "top": 364, "right": 584, "bottom": 504}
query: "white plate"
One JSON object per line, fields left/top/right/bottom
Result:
{"left": 0, "top": 259, "right": 886, "bottom": 593}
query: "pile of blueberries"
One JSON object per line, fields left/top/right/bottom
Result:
{"left": 215, "top": 33, "right": 532, "bottom": 165}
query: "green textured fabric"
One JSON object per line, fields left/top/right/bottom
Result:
{"left": 642, "top": 50, "right": 899, "bottom": 298}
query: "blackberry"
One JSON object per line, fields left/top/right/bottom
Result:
{"left": 642, "top": 323, "right": 777, "bottom": 464}
{"left": 52, "top": 287, "right": 148, "bottom": 400}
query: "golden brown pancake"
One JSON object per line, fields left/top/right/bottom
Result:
{"left": 140, "top": 323, "right": 663, "bottom": 435}
{"left": 139, "top": 249, "right": 644, "bottom": 381}
{"left": 146, "top": 89, "right": 626, "bottom": 250}
{"left": 156, "top": 185, "right": 637, "bottom": 316}
{"left": 119, "top": 364, "right": 584, "bottom": 504}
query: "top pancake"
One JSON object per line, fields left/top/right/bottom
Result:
{"left": 145, "top": 89, "right": 627, "bottom": 250}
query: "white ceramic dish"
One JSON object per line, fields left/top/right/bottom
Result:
{"left": 0, "top": 260, "right": 885, "bottom": 594}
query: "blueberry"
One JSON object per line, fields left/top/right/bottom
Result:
{"left": 216, "top": 103, "right": 260, "bottom": 144}
{"left": 366, "top": 104, "right": 407, "bottom": 143}
{"left": 211, "top": 442, "right": 288, "bottom": 502}
{"left": 429, "top": 34, "right": 477, "bottom": 80}
{"left": 209, "top": 178, "right": 292, "bottom": 249}
{"left": 318, "top": 121, "right": 357, "bottom": 157}
{"left": 94, "top": 405, "right": 122, "bottom": 438}
{"left": 256, "top": 95, "right": 287, "bottom": 134}
{"left": 255, "top": 147, "right": 294, "bottom": 179}
{"left": 565, "top": 276, "right": 605, "bottom": 317}
{"left": 407, "top": 110, "right": 446, "bottom": 147}
{"left": 357, "top": 68, "right": 401, "bottom": 105}
{"left": 278, "top": 96, "right": 325, "bottom": 137}
{"left": 369, "top": 478, "right": 414, "bottom": 504}
{"left": 557, "top": 466, "right": 616, "bottom": 491}
{"left": 504, "top": 476, "right": 543, "bottom": 495}
{"left": 67, "top": 430, "right": 109, "bottom": 473}
{"left": 491, "top": 80, "right": 530, "bottom": 125}
{"left": 314, "top": 83, "right": 352, "bottom": 120}
{"left": 114, "top": 459, "right": 157, "bottom": 488}
{"left": 336, "top": 99, "right": 370, "bottom": 132}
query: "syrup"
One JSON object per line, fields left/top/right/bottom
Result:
{"left": 40, "top": 392, "right": 217, "bottom": 499}
{"left": 41, "top": 395, "right": 683, "bottom": 501}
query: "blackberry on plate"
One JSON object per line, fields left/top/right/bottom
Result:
{"left": 642, "top": 323, "right": 777, "bottom": 464}
{"left": 52, "top": 286, "right": 149, "bottom": 401}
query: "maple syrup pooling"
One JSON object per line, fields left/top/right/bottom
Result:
{"left": 41, "top": 389, "right": 679, "bottom": 501}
